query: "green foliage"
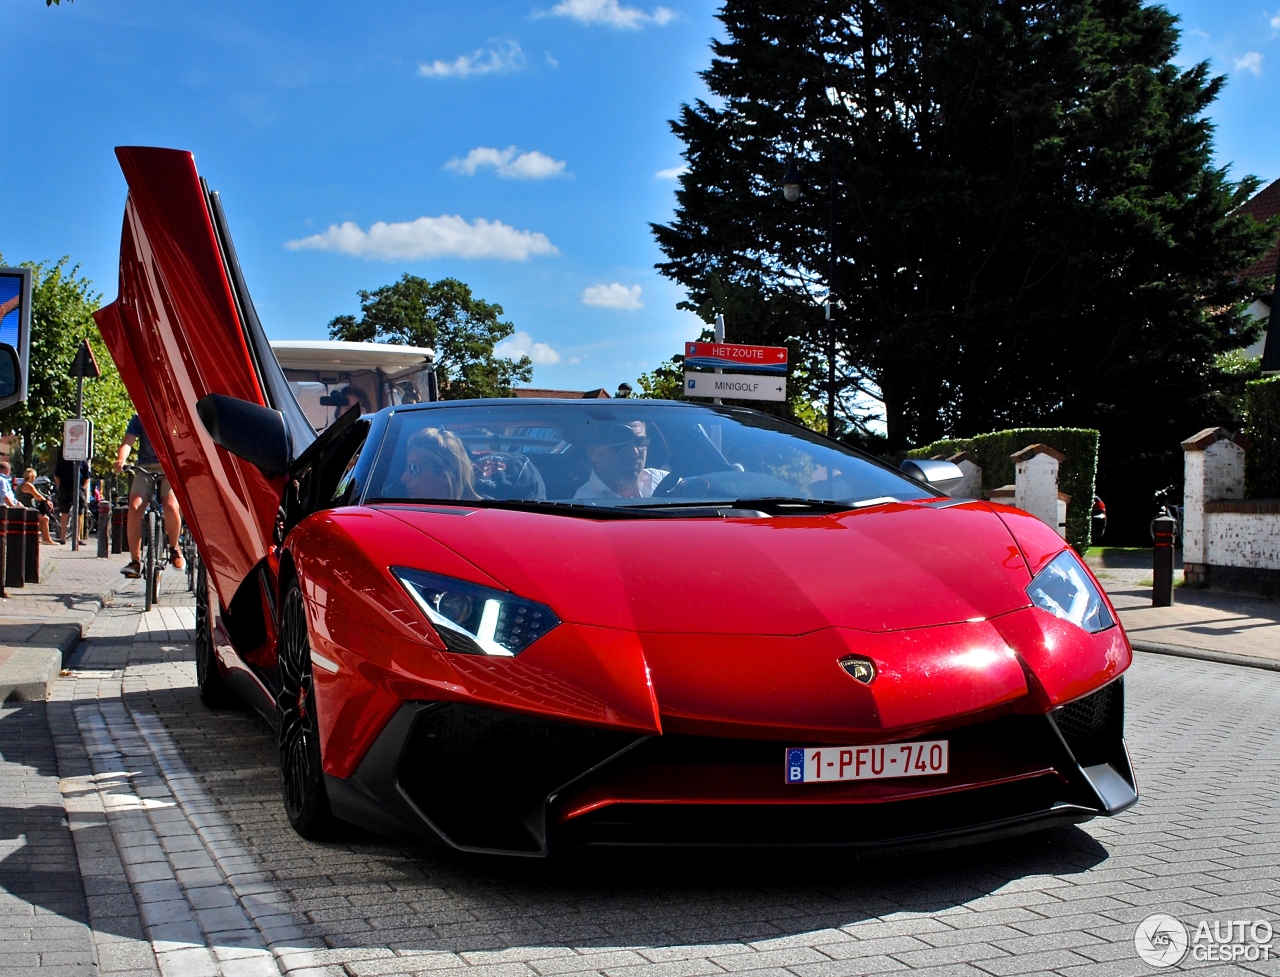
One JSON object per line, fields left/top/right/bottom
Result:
{"left": 328, "top": 275, "right": 532, "bottom": 400}
{"left": 1209, "top": 349, "right": 1264, "bottom": 433}
{"left": 1244, "top": 376, "right": 1280, "bottom": 499}
{"left": 0, "top": 254, "right": 133, "bottom": 474}
{"left": 905, "top": 428, "right": 1100, "bottom": 551}
{"left": 652, "top": 0, "right": 1277, "bottom": 539}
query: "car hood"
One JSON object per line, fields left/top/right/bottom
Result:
{"left": 377, "top": 499, "right": 1034, "bottom": 635}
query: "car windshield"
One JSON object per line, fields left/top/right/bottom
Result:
{"left": 363, "top": 402, "right": 929, "bottom": 510}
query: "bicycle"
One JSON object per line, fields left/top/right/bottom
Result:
{"left": 179, "top": 523, "right": 198, "bottom": 592}
{"left": 124, "top": 467, "right": 175, "bottom": 611}
{"left": 1149, "top": 484, "right": 1183, "bottom": 547}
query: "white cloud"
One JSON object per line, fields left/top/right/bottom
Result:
{"left": 284, "top": 216, "right": 558, "bottom": 261}
{"left": 582, "top": 283, "right": 643, "bottom": 310}
{"left": 494, "top": 331, "right": 562, "bottom": 365}
{"left": 547, "top": 0, "right": 674, "bottom": 29}
{"left": 1235, "top": 51, "right": 1264, "bottom": 75}
{"left": 446, "top": 146, "right": 567, "bottom": 180}
{"left": 1271, "top": 12, "right": 1280, "bottom": 30}
{"left": 654, "top": 165, "right": 688, "bottom": 180}
{"left": 419, "top": 40, "right": 525, "bottom": 78}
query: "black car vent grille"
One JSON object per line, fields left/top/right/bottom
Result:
{"left": 398, "top": 704, "right": 638, "bottom": 853}
{"left": 1052, "top": 679, "right": 1123, "bottom": 767}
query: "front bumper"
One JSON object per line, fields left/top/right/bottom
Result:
{"left": 325, "top": 679, "right": 1136, "bottom": 857}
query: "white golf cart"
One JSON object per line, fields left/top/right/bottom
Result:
{"left": 270, "top": 340, "right": 437, "bottom": 433}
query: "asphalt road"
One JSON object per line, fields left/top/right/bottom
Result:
{"left": 4, "top": 586, "right": 1280, "bottom": 977}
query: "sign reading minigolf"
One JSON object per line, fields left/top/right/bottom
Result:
{"left": 684, "top": 372, "right": 786, "bottom": 402}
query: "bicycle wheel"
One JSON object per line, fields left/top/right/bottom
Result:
{"left": 142, "top": 510, "right": 156, "bottom": 612}
{"left": 150, "top": 512, "right": 164, "bottom": 607}
{"left": 183, "top": 527, "right": 197, "bottom": 591}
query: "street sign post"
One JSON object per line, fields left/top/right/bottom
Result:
{"left": 67, "top": 339, "right": 101, "bottom": 552}
{"left": 684, "top": 342, "right": 788, "bottom": 375}
{"left": 684, "top": 372, "right": 787, "bottom": 402}
{"left": 62, "top": 418, "right": 93, "bottom": 462}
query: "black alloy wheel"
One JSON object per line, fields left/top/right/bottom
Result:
{"left": 278, "top": 581, "right": 336, "bottom": 838}
{"left": 194, "top": 556, "right": 234, "bottom": 708}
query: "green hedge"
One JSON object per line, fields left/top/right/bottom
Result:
{"left": 1245, "top": 376, "right": 1280, "bottom": 499}
{"left": 902, "top": 428, "right": 1100, "bottom": 551}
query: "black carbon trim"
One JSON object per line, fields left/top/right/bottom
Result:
{"left": 325, "top": 701, "right": 1134, "bottom": 856}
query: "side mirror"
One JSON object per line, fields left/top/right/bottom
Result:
{"left": 196, "top": 393, "right": 292, "bottom": 477}
{"left": 899, "top": 458, "right": 965, "bottom": 494}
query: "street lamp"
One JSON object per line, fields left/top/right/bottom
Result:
{"left": 781, "top": 158, "right": 803, "bottom": 203}
{"left": 781, "top": 156, "right": 838, "bottom": 436}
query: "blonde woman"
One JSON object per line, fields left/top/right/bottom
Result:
{"left": 18, "top": 468, "right": 57, "bottom": 545}
{"left": 399, "top": 427, "right": 479, "bottom": 501}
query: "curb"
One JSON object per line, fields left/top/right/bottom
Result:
{"left": 0, "top": 624, "right": 82, "bottom": 701}
{"left": 0, "top": 573, "right": 125, "bottom": 702}
{"left": 1131, "top": 639, "right": 1280, "bottom": 673}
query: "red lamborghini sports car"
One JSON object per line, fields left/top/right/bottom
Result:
{"left": 94, "top": 147, "right": 1137, "bottom": 856}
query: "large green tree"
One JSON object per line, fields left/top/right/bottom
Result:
{"left": 653, "top": 0, "right": 1275, "bottom": 537}
{"left": 0, "top": 255, "right": 134, "bottom": 473}
{"left": 328, "top": 275, "right": 532, "bottom": 400}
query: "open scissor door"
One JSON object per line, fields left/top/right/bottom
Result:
{"left": 94, "top": 146, "right": 315, "bottom": 608}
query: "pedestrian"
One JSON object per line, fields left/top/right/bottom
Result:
{"left": 0, "top": 460, "right": 19, "bottom": 507}
{"left": 18, "top": 468, "right": 57, "bottom": 544}
{"left": 54, "top": 449, "right": 91, "bottom": 543}
{"left": 113, "top": 414, "right": 183, "bottom": 578}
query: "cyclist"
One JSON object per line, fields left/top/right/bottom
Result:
{"left": 113, "top": 414, "right": 184, "bottom": 578}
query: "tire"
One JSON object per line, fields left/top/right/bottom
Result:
{"left": 149, "top": 511, "right": 164, "bottom": 607}
{"left": 194, "top": 557, "right": 234, "bottom": 708}
{"left": 142, "top": 510, "right": 156, "bottom": 612}
{"left": 278, "top": 581, "right": 336, "bottom": 839}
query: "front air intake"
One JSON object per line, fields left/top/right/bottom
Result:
{"left": 1051, "top": 679, "right": 1124, "bottom": 767}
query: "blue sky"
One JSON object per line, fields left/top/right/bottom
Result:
{"left": 2, "top": 0, "right": 1277, "bottom": 394}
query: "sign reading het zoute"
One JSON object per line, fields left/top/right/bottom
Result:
{"left": 685, "top": 342, "right": 788, "bottom": 375}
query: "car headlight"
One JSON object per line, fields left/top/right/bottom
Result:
{"left": 392, "top": 567, "right": 560, "bottom": 657}
{"left": 1026, "top": 550, "right": 1115, "bottom": 634}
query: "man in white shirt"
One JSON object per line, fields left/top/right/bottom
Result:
{"left": 0, "top": 461, "right": 18, "bottom": 507}
{"left": 575, "top": 421, "right": 668, "bottom": 500}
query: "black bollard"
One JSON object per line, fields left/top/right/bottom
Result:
{"left": 1152, "top": 515, "right": 1176, "bottom": 607}
{"left": 4, "top": 507, "right": 24, "bottom": 590}
{"left": 0, "top": 510, "right": 8, "bottom": 598}
{"left": 112, "top": 504, "right": 127, "bottom": 554}
{"left": 97, "top": 500, "right": 111, "bottom": 558}
{"left": 23, "top": 508, "right": 39, "bottom": 583}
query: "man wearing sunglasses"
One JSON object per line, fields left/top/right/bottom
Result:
{"left": 575, "top": 421, "right": 668, "bottom": 500}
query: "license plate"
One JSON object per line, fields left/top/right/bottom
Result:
{"left": 784, "top": 740, "right": 949, "bottom": 784}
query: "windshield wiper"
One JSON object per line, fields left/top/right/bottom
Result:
{"left": 619, "top": 496, "right": 886, "bottom": 515}
{"left": 369, "top": 497, "right": 680, "bottom": 520}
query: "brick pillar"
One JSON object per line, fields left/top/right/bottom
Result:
{"left": 1011, "top": 444, "right": 1068, "bottom": 537}
{"left": 1182, "top": 427, "right": 1248, "bottom": 588}
{"left": 946, "top": 451, "right": 983, "bottom": 499}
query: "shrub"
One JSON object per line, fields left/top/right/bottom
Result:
{"left": 1244, "top": 376, "right": 1280, "bottom": 499}
{"left": 902, "top": 428, "right": 1100, "bottom": 551}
